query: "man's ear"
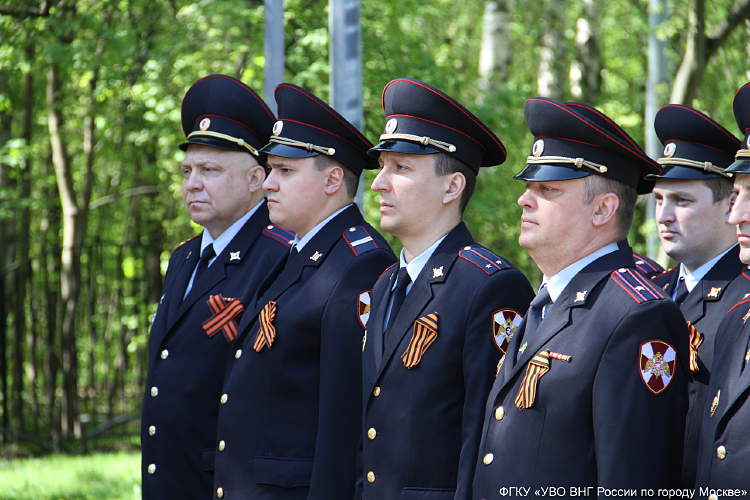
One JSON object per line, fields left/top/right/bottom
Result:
{"left": 442, "top": 172, "right": 465, "bottom": 206}
{"left": 591, "top": 192, "right": 619, "bottom": 228}
{"left": 247, "top": 165, "right": 266, "bottom": 192}
{"left": 323, "top": 165, "right": 345, "bottom": 195}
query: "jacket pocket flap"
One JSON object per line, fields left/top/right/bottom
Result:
{"left": 253, "top": 456, "right": 313, "bottom": 488}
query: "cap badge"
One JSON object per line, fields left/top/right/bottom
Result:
{"left": 385, "top": 117, "right": 398, "bottom": 134}
{"left": 272, "top": 120, "right": 284, "bottom": 136}
{"left": 746, "top": 136, "right": 750, "bottom": 148}
{"left": 199, "top": 118, "right": 211, "bottom": 131}
{"left": 663, "top": 142, "right": 676, "bottom": 157}
{"left": 532, "top": 139, "right": 544, "bottom": 157}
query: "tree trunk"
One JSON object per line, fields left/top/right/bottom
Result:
{"left": 570, "top": 0, "right": 602, "bottom": 102}
{"left": 478, "top": 0, "right": 513, "bottom": 99}
{"left": 537, "top": 0, "right": 568, "bottom": 99}
{"left": 0, "top": 72, "right": 9, "bottom": 444}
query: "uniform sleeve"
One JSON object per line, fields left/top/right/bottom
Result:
{"left": 593, "top": 300, "right": 689, "bottom": 490}
{"left": 455, "top": 269, "right": 533, "bottom": 500}
{"left": 307, "top": 251, "right": 395, "bottom": 500}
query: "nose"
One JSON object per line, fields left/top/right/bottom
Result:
{"left": 263, "top": 170, "right": 279, "bottom": 192}
{"left": 517, "top": 186, "right": 534, "bottom": 209}
{"left": 728, "top": 192, "right": 750, "bottom": 225}
{"left": 656, "top": 199, "right": 675, "bottom": 225}
{"left": 371, "top": 167, "right": 390, "bottom": 193}
{"left": 184, "top": 169, "right": 203, "bottom": 192}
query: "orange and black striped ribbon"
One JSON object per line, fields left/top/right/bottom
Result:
{"left": 686, "top": 321, "right": 704, "bottom": 374}
{"left": 202, "top": 294, "right": 245, "bottom": 343}
{"left": 514, "top": 351, "right": 551, "bottom": 410}
{"left": 253, "top": 300, "right": 277, "bottom": 352}
{"left": 401, "top": 313, "right": 439, "bottom": 369}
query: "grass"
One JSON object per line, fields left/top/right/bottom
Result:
{"left": 0, "top": 452, "right": 140, "bottom": 500}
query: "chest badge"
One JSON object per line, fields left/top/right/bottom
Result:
{"left": 710, "top": 389, "right": 720, "bottom": 417}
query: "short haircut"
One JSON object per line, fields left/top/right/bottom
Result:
{"left": 582, "top": 175, "right": 637, "bottom": 238}
{"left": 433, "top": 153, "right": 476, "bottom": 213}
{"left": 313, "top": 154, "right": 358, "bottom": 198}
{"left": 703, "top": 177, "right": 734, "bottom": 203}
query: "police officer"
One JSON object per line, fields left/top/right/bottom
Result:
{"left": 472, "top": 97, "right": 689, "bottom": 498}
{"left": 357, "top": 78, "right": 533, "bottom": 500}
{"left": 646, "top": 104, "right": 743, "bottom": 486}
{"left": 141, "top": 75, "right": 292, "bottom": 500}
{"left": 695, "top": 82, "right": 750, "bottom": 491}
{"left": 211, "top": 83, "right": 396, "bottom": 500}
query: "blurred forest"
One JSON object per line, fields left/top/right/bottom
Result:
{"left": 1, "top": 0, "right": 749, "bottom": 454}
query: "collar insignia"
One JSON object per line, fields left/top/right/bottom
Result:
{"left": 432, "top": 266, "right": 444, "bottom": 278}
{"left": 311, "top": 251, "right": 323, "bottom": 262}
{"left": 575, "top": 290, "right": 588, "bottom": 302}
{"left": 707, "top": 287, "right": 721, "bottom": 298}
{"left": 743, "top": 308, "right": 750, "bottom": 324}
{"left": 229, "top": 251, "right": 241, "bottom": 261}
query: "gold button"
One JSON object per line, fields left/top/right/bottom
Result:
{"left": 483, "top": 453, "right": 494, "bottom": 465}
{"left": 218, "top": 440, "right": 226, "bottom": 451}
{"left": 150, "top": 386, "right": 158, "bottom": 397}
{"left": 220, "top": 393, "right": 228, "bottom": 404}
{"left": 367, "top": 428, "right": 377, "bottom": 440}
{"left": 372, "top": 386, "right": 381, "bottom": 397}
{"left": 235, "top": 349, "right": 242, "bottom": 359}
{"left": 267, "top": 225, "right": 273, "bottom": 230}
{"left": 148, "top": 425, "right": 156, "bottom": 436}
{"left": 349, "top": 227, "right": 356, "bottom": 232}
{"left": 464, "top": 246, "right": 471, "bottom": 250}
{"left": 716, "top": 445, "right": 727, "bottom": 460}
{"left": 366, "top": 471, "right": 375, "bottom": 483}
{"left": 147, "top": 463, "right": 156, "bottom": 474}
{"left": 216, "top": 487, "right": 224, "bottom": 498}
{"left": 160, "top": 349, "right": 169, "bottom": 359}
{"left": 709, "top": 495, "right": 718, "bottom": 500}
{"left": 494, "top": 406, "right": 505, "bottom": 420}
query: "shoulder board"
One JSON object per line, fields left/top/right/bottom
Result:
{"left": 633, "top": 252, "right": 664, "bottom": 277}
{"left": 610, "top": 267, "right": 666, "bottom": 304}
{"left": 378, "top": 262, "right": 398, "bottom": 280}
{"left": 172, "top": 234, "right": 200, "bottom": 253}
{"left": 458, "top": 245, "right": 511, "bottom": 275}
{"left": 342, "top": 225, "right": 381, "bottom": 256}
{"left": 651, "top": 267, "right": 676, "bottom": 281}
{"left": 262, "top": 224, "right": 295, "bottom": 247}
{"left": 727, "top": 297, "right": 750, "bottom": 314}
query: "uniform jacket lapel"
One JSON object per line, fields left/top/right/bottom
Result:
{"left": 718, "top": 325, "right": 750, "bottom": 425}
{"left": 683, "top": 245, "right": 741, "bottom": 324}
{"left": 368, "top": 266, "right": 395, "bottom": 371}
{"left": 164, "top": 238, "right": 200, "bottom": 332}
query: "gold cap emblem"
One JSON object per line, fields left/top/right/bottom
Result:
{"left": 532, "top": 139, "right": 544, "bottom": 157}
{"left": 272, "top": 120, "right": 284, "bottom": 136}
{"left": 663, "top": 142, "right": 676, "bottom": 157}
{"left": 385, "top": 117, "right": 398, "bottom": 134}
{"left": 199, "top": 118, "right": 211, "bottom": 130}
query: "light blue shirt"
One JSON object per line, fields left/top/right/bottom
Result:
{"left": 678, "top": 243, "right": 738, "bottom": 294}
{"left": 293, "top": 203, "right": 353, "bottom": 251}
{"left": 544, "top": 242, "right": 619, "bottom": 303}
{"left": 183, "top": 199, "right": 265, "bottom": 299}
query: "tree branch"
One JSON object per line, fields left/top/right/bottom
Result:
{"left": 89, "top": 186, "right": 160, "bottom": 210}
{"left": 706, "top": 0, "right": 750, "bottom": 58}
{"left": 0, "top": 1, "right": 57, "bottom": 18}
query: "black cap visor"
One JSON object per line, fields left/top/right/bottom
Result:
{"left": 645, "top": 164, "right": 727, "bottom": 181}
{"left": 260, "top": 141, "right": 318, "bottom": 159}
{"left": 367, "top": 139, "right": 441, "bottom": 158}
{"left": 727, "top": 158, "right": 750, "bottom": 175}
{"left": 180, "top": 136, "right": 249, "bottom": 153}
{"left": 514, "top": 163, "right": 592, "bottom": 182}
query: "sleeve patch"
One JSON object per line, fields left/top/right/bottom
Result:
{"left": 357, "top": 289, "right": 372, "bottom": 329}
{"left": 639, "top": 340, "right": 676, "bottom": 395}
{"left": 610, "top": 267, "right": 666, "bottom": 303}
{"left": 262, "top": 224, "right": 295, "bottom": 247}
{"left": 459, "top": 245, "right": 511, "bottom": 275}
{"left": 343, "top": 225, "right": 381, "bottom": 256}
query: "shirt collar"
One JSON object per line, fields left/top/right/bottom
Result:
{"left": 544, "top": 242, "right": 619, "bottom": 302}
{"left": 200, "top": 199, "right": 265, "bottom": 259}
{"left": 678, "top": 243, "right": 738, "bottom": 293}
{"left": 397, "top": 233, "right": 449, "bottom": 288}
{"left": 294, "top": 203, "right": 352, "bottom": 251}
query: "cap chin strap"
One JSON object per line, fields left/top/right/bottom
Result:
{"left": 187, "top": 130, "right": 259, "bottom": 156}
{"left": 526, "top": 155, "right": 608, "bottom": 174}
{"left": 268, "top": 136, "right": 336, "bottom": 156}
{"left": 657, "top": 157, "right": 730, "bottom": 178}
{"left": 378, "top": 133, "right": 457, "bottom": 153}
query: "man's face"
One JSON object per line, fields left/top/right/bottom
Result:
{"left": 653, "top": 179, "right": 731, "bottom": 267}
{"left": 517, "top": 178, "right": 594, "bottom": 267}
{"left": 728, "top": 174, "right": 750, "bottom": 264}
{"left": 263, "top": 155, "right": 329, "bottom": 236}
{"left": 370, "top": 151, "right": 449, "bottom": 240}
{"left": 182, "top": 145, "right": 261, "bottom": 238}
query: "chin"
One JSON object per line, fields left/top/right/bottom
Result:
{"left": 740, "top": 246, "right": 750, "bottom": 265}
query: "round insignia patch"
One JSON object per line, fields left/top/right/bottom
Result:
{"left": 663, "top": 142, "right": 676, "bottom": 157}
{"left": 639, "top": 340, "right": 677, "bottom": 395}
{"left": 357, "top": 290, "right": 372, "bottom": 329}
{"left": 199, "top": 117, "right": 211, "bottom": 130}
{"left": 272, "top": 120, "right": 284, "bottom": 136}
{"left": 532, "top": 139, "right": 544, "bottom": 157}
{"left": 492, "top": 308, "right": 523, "bottom": 354}
{"left": 385, "top": 117, "right": 398, "bottom": 134}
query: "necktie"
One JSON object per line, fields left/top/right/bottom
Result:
{"left": 515, "top": 285, "right": 551, "bottom": 361}
{"left": 674, "top": 277, "right": 689, "bottom": 305}
{"left": 384, "top": 267, "right": 411, "bottom": 333}
{"left": 194, "top": 245, "right": 216, "bottom": 285}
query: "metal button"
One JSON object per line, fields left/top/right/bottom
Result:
{"left": 147, "top": 463, "right": 156, "bottom": 474}
{"left": 483, "top": 453, "right": 494, "bottom": 465}
{"left": 216, "top": 487, "right": 224, "bottom": 498}
{"left": 235, "top": 349, "right": 242, "bottom": 359}
{"left": 148, "top": 425, "right": 156, "bottom": 436}
{"left": 220, "top": 393, "right": 228, "bottom": 404}
{"left": 366, "top": 471, "right": 375, "bottom": 483}
{"left": 367, "top": 428, "right": 377, "bottom": 440}
{"left": 160, "top": 349, "right": 169, "bottom": 360}
{"left": 372, "top": 386, "right": 381, "bottom": 397}
{"left": 150, "top": 386, "right": 158, "bottom": 397}
{"left": 716, "top": 445, "right": 727, "bottom": 460}
{"left": 494, "top": 406, "right": 505, "bottom": 420}
{"left": 218, "top": 440, "right": 226, "bottom": 451}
